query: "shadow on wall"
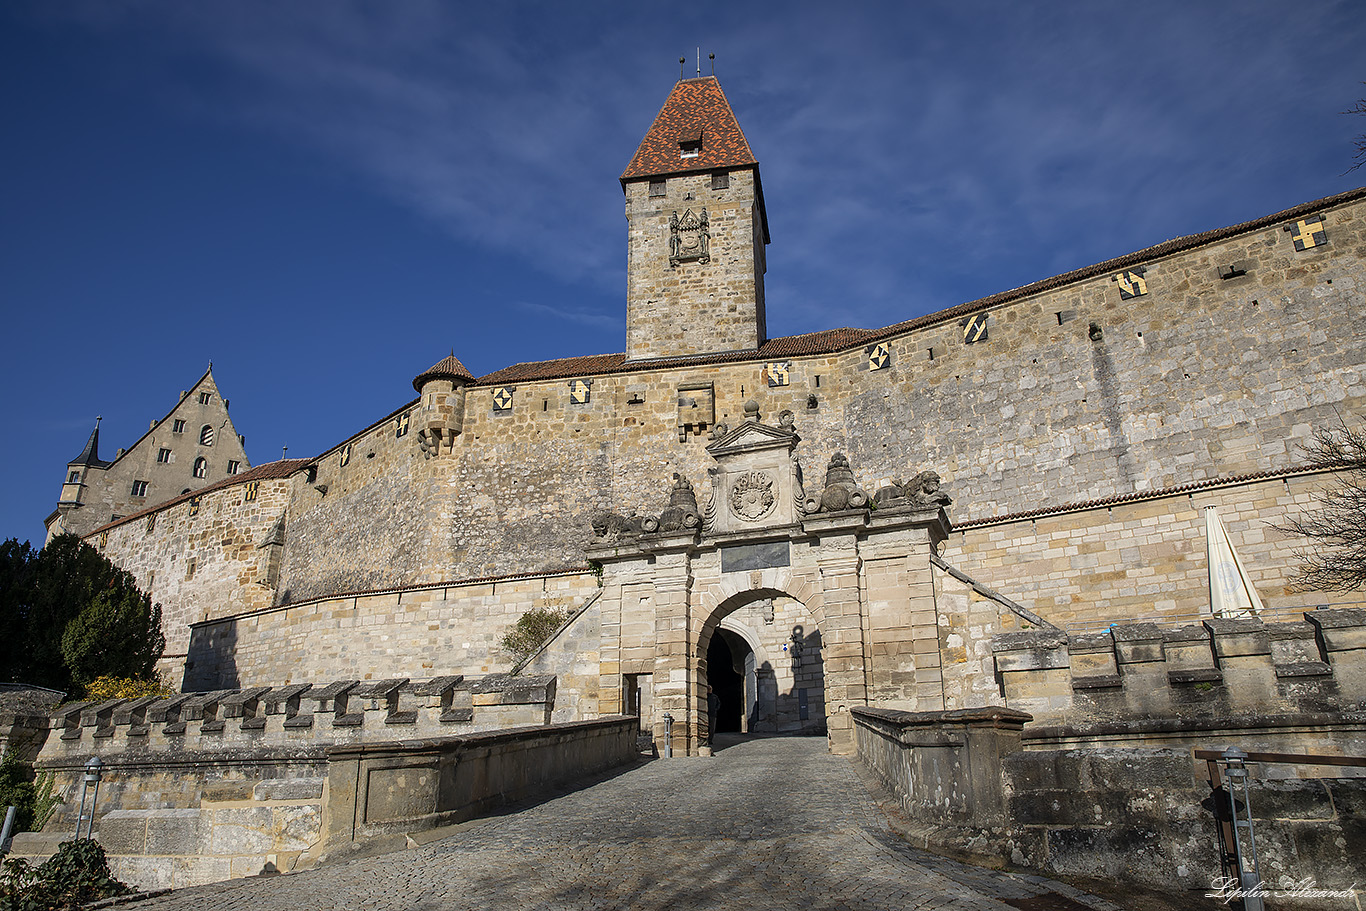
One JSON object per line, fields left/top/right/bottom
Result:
{"left": 708, "top": 625, "right": 826, "bottom": 738}
{"left": 182, "top": 619, "right": 239, "bottom": 692}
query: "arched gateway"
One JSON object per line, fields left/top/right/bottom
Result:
{"left": 586, "top": 404, "right": 952, "bottom": 756}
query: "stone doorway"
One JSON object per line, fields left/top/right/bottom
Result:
{"left": 703, "top": 594, "right": 826, "bottom": 741}
{"left": 706, "top": 632, "right": 748, "bottom": 734}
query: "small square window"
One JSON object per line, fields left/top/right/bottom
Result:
{"left": 711, "top": 171, "right": 729, "bottom": 190}
{"left": 68, "top": 470, "right": 80, "bottom": 484}
{"left": 395, "top": 411, "right": 410, "bottom": 439}
{"left": 227, "top": 460, "right": 241, "bottom": 475}
{"left": 243, "top": 480, "right": 260, "bottom": 503}
{"left": 157, "top": 448, "right": 172, "bottom": 463}
{"left": 131, "top": 480, "right": 149, "bottom": 497}
{"left": 173, "top": 420, "right": 186, "bottom": 434}
{"left": 198, "top": 392, "right": 212, "bottom": 405}
{"left": 648, "top": 180, "right": 666, "bottom": 198}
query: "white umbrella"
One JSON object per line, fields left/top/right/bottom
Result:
{"left": 1205, "top": 507, "right": 1265, "bottom": 619}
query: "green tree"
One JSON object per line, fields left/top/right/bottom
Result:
{"left": 0, "top": 534, "right": 163, "bottom": 694}
{"left": 61, "top": 589, "right": 164, "bottom": 690}
{"left": 1282, "top": 421, "right": 1366, "bottom": 590}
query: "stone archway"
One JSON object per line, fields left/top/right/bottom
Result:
{"left": 586, "top": 409, "right": 953, "bottom": 758}
{"left": 703, "top": 594, "right": 827, "bottom": 739}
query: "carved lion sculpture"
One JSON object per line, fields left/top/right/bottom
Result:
{"left": 907, "top": 470, "right": 952, "bottom": 508}
{"left": 590, "top": 512, "right": 646, "bottom": 541}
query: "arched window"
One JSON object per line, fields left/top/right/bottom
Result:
{"left": 193, "top": 457, "right": 207, "bottom": 479}
{"left": 199, "top": 425, "right": 215, "bottom": 446}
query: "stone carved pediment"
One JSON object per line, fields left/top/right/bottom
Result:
{"left": 703, "top": 404, "right": 803, "bottom": 536}
{"left": 704, "top": 420, "right": 797, "bottom": 457}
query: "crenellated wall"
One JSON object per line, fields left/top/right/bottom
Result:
{"left": 38, "top": 674, "right": 558, "bottom": 766}
{"left": 992, "top": 608, "right": 1366, "bottom": 751}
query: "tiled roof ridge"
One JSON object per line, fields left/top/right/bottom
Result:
{"left": 191, "top": 565, "right": 598, "bottom": 626}
{"left": 471, "top": 185, "right": 1366, "bottom": 386}
{"left": 953, "top": 463, "right": 1339, "bottom": 530}
{"left": 621, "top": 76, "right": 758, "bottom": 181}
{"left": 87, "top": 458, "right": 312, "bottom": 536}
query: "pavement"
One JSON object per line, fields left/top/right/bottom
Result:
{"left": 122, "top": 735, "right": 1133, "bottom": 911}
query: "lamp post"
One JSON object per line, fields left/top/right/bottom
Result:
{"left": 661, "top": 712, "right": 674, "bottom": 758}
{"left": 1219, "top": 747, "right": 1264, "bottom": 911}
{"left": 75, "top": 756, "right": 103, "bottom": 840}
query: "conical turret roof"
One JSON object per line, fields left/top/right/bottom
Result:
{"left": 413, "top": 353, "right": 475, "bottom": 392}
{"left": 621, "top": 76, "right": 758, "bottom": 181}
{"left": 68, "top": 419, "right": 110, "bottom": 469}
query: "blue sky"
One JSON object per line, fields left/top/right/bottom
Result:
{"left": 2, "top": 1, "right": 1363, "bottom": 545}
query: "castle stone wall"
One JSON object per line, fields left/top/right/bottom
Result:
{"left": 946, "top": 472, "right": 1366, "bottom": 633}
{"left": 92, "top": 475, "right": 291, "bottom": 675}
{"left": 258, "top": 194, "right": 1365, "bottom": 606}
{"left": 183, "top": 571, "right": 599, "bottom": 691}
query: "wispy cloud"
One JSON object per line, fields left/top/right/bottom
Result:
{"left": 513, "top": 300, "right": 620, "bottom": 332}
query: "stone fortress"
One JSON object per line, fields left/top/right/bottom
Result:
{"left": 16, "top": 75, "right": 1366, "bottom": 895}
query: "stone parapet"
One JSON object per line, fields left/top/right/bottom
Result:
{"left": 852, "top": 705, "right": 1032, "bottom": 826}
{"left": 992, "top": 609, "right": 1366, "bottom": 728}
{"left": 40, "top": 675, "right": 557, "bottom": 759}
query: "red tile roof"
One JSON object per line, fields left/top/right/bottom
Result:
{"left": 621, "top": 77, "right": 758, "bottom": 181}
{"left": 88, "top": 459, "right": 312, "bottom": 536}
{"left": 413, "top": 353, "right": 476, "bottom": 392}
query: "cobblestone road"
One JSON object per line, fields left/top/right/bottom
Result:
{"left": 128, "top": 736, "right": 1126, "bottom": 911}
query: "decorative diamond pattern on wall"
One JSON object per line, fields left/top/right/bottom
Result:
{"left": 866, "top": 342, "right": 891, "bottom": 370}
{"left": 1111, "top": 268, "right": 1148, "bottom": 300}
{"left": 763, "top": 362, "right": 791, "bottom": 387}
{"left": 962, "top": 313, "right": 989, "bottom": 344}
{"left": 1287, "top": 215, "right": 1327, "bottom": 251}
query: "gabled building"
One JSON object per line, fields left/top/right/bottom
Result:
{"left": 47, "top": 367, "right": 249, "bottom": 543}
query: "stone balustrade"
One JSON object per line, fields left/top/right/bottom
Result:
{"left": 43, "top": 674, "right": 557, "bottom": 757}
{"left": 992, "top": 608, "right": 1366, "bottom": 731}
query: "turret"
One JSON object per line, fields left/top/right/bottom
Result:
{"left": 621, "top": 76, "right": 770, "bottom": 361}
{"left": 48, "top": 418, "right": 110, "bottom": 540}
{"left": 413, "top": 353, "right": 475, "bottom": 459}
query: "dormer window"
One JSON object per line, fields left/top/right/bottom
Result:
{"left": 677, "top": 130, "right": 703, "bottom": 159}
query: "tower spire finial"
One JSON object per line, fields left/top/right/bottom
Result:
{"left": 696, "top": 47, "right": 701, "bottom": 78}
{"left": 709, "top": 53, "right": 715, "bottom": 76}
{"left": 679, "top": 56, "right": 685, "bottom": 79}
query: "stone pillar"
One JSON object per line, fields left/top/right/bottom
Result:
{"left": 860, "top": 507, "right": 950, "bottom": 711}
{"left": 803, "top": 515, "right": 866, "bottom": 755}
{"left": 649, "top": 543, "right": 696, "bottom": 755}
